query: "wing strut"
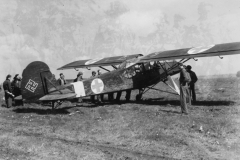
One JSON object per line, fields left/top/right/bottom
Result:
{"left": 111, "top": 65, "right": 118, "bottom": 70}
{"left": 99, "top": 66, "right": 110, "bottom": 72}
{"left": 193, "top": 58, "right": 198, "bottom": 61}
{"left": 164, "top": 75, "right": 180, "bottom": 95}
{"left": 146, "top": 87, "right": 179, "bottom": 95}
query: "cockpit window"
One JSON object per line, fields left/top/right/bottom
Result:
{"left": 122, "top": 64, "right": 144, "bottom": 79}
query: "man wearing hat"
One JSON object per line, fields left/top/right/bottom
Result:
{"left": 179, "top": 64, "right": 191, "bottom": 114}
{"left": 74, "top": 71, "right": 83, "bottom": 82}
{"left": 3, "top": 74, "right": 14, "bottom": 108}
{"left": 186, "top": 65, "right": 198, "bottom": 103}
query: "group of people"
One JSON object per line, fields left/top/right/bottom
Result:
{"left": 56, "top": 64, "right": 198, "bottom": 113}
{"left": 2, "top": 74, "right": 22, "bottom": 108}
{"left": 179, "top": 64, "right": 198, "bottom": 115}
{"left": 2, "top": 64, "right": 198, "bottom": 113}
{"left": 57, "top": 69, "right": 132, "bottom": 103}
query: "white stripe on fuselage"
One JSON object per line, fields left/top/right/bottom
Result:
{"left": 71, "top": 81, "right": 86, "bottom": 97}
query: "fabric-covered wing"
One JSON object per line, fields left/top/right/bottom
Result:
{"left": 58, "top": 54, "right": 142, "bottom": 70}
{"left": 139, "top": 42, "right": 240, "bottom": 62}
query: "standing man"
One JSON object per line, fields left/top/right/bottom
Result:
{"left": 74, "top": 71, "right": 84, "bottom": 103}
{"left": 58, "top": 73, "right": 67, "bottom": 86}
{"left": 3, "top": 75, "right": 14, "bottom": 108}
{"left": 186, "top": 65, "right": 198, "bottom": 103}
{"left": 179, "top": 64, "right": 191, "bottom": 115}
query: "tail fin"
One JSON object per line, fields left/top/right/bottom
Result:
{"left": 21, "top": 61, "right": 58, "bottom": 102}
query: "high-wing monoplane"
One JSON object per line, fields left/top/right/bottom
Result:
{"left": 19, "top": 42, "right": 240, "bottom": 109}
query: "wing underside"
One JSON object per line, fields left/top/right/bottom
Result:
{"left": 139, "top": 42, "right": 240, "bottom": 62}
{"left": 58, "top": 54, "right": 142, "bottom": 70}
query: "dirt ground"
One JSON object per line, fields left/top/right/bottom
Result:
{"left": 0, "top": 75, "right": 240, "bottom": 160}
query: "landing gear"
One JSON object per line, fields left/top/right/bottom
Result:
{"left": 136, "top": 88, "right": 144, "bottom": 101}
{"left": 136, "top": 94, "right": 142, "bottom": 101}
{"left": 51, "top": 100, "right": 63, "bottom": 110}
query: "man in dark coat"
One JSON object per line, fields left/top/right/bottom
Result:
{"left": 186, "top": 65, "right": 198, "bottom": 103}
{"left": 58, "top": 73, "right": 67, "bottom": 86}
{"left": 3, "top": 74, "right": 14, "bottom": 108}
{"left": 179, "top": 64, "right": 191, "bottom": 114}
{"left": 11, "top": 74, "right": 22, "bottom": 97}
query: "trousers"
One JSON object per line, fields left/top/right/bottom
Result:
{"left": 180, "top": 84, "right": 190, "bottom": 113}
{"left": 5, "top": 95, "right": 12, "bottom": 108}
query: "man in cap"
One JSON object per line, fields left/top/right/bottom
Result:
{"left": 3, "top": 74, "right": 14, "bottom": 108}
{"left": 186, "top": 65, "right": 198, "bottom": 103}
{"left": 179, "top": 64, "right": 191, "bottom": 114}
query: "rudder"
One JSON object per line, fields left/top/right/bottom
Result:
{"left": 21, "top": 61, "right": 58, "bottom": 102}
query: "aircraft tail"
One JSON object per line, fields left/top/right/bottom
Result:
{"left": 21, "top": 61, "right": 58, "bottom": 102}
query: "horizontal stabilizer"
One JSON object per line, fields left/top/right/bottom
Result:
{"left": 39, "top": 93, "right": 76, "bottom": 101}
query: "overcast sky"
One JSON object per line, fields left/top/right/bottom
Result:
{"left": 0, "top": 0, "right": 240, "bottom": 80}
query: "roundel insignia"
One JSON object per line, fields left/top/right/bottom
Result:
{"left": 85, "top": 58, "right": 103, "bottom": 65}
{"left": 188, "top": 45, "right": 215, "bottom": 54}
{"left": 91, "top": 78, "right": 104, "bottom": 94}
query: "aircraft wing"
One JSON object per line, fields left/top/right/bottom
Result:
{"left": 57, "top": 54, "right": 142, "bottom": 70}
{"left": 139, "top": 42, "right": 240, "bottom": 62}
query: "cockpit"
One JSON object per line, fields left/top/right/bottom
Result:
{"left": 120, "top": 59, "right": 181, "bottom": 79}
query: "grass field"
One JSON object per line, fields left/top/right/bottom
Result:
{"left": 0, "top": 75, "right": 240, "bottom": 160}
